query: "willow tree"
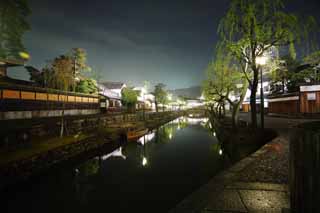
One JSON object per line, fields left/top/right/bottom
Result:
{"left": 203, "top": 44, "right": 248, "bottom": 129}
{"left": 0, "top": 0, "right": 31, "bottom": 59}
{"left": 218, "top": 0, "right": 304, "bottom": 128}
{"left": 303, "top": 51, "right": 320, "bottom": 83}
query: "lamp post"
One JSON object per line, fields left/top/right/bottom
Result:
{"left": 256, "top": 56, "right": 267, "bottom": 129}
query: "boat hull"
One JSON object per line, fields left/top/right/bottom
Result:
{"left": 127, "top": 128, "right": 149, "bottom": 141}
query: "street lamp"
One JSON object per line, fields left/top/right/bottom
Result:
{"left": 256, "top": 56, "right": 268, "bottom": 129}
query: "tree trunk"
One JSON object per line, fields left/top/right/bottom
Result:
{"left": 249, "top": 65, "right": 259, "bottom": 129}
{"left": 155, "top": 102, "right": 158, "bottom": 112}
{"left": 232, "top": 79, "right": 249, "bottom": 129}
{"left": 60, "top": 107, "right": 64, "bottom": 137}
{"left": 222, "top": 104, "right": 225, "bottom": 117}
{"left": 230, "top": 102, "right": 238, "bottom": 129}
{"left": 250, "top": 88, "right": 257, "bottom": 128}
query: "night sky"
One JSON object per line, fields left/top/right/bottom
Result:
{"left": 11, "top": 0, "right": 320, "bottom": 89}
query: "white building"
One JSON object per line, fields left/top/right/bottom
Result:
{"left": 100, "top": 81, "right": 126, "bottom": 98}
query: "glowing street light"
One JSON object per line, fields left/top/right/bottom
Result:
{"left": 142, "top": 157, "right": 148, "bottom": 166}
{"left": 19, "top": 52, "right": 30, "bottom": 61}
{"left": 256, "top": 56, "right": 268, "bottom": 66}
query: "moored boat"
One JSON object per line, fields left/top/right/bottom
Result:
{"left": 127, "top": 127, "right": 148, "bottom": 141}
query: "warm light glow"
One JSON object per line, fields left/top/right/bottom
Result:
{"left": 142, "top": 157, "right": 148, "bottom": 166}
{"left": 169, "top": 133, "right": 172, "bottom": 139}
{"left": 256, "top": 56, "right": 268, "bottom": 65}
{"left": 213, "top": 132, "right": 216, "bottom": 137}
{"left": 219, "top": 149, "right": 223, "bottom": 155}
{"left": 19, "top": 52, "right": 30, "bottom": 60}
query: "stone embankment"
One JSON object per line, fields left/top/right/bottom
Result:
{"left": 0, "top": 110, "right": 185, "bottom": 189}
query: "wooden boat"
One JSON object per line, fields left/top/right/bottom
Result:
{"left": 127, "top": 127, "right": 148, "bottom": 141}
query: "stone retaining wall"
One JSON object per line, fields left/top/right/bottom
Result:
{"left": 0, "top": 111, "right": 185, "bottom": 148}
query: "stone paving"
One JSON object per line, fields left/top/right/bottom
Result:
{"left": 169, "top": 115, "right": 298, "bottom": 213}
{"left": 169, "top": 137, "right": 290, "bottom": 212}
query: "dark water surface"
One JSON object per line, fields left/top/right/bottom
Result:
{"left": 2, "top": 117, "right": 260, "bottom": 213}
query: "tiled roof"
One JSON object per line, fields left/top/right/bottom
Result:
{"left": 100, "top": 81, "right": 125, "bottom": 90}
{"left": 0, "top": 58, "right": 25, "bottom": 67}
{"left": 98, "top": 84, "right": 121, "bottom": 99}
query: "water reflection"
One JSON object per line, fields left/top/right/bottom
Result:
{"left": 3, "top": 116, "right": 259, "bottom": 213}
{"left": 76, "top": 158, "right": 100, "bottom": 177}
{"left": 137, "top": 131, "right": 155, "bottom": 145}
{"left": 101, "top": 147, "right": 126, "bottom": 160}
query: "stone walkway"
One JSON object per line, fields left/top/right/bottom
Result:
{"left": 169, "top": 136, "right": 290, "bottom": 213}
{"left": 169, "top": 115, "right": 300, "bottom": 213}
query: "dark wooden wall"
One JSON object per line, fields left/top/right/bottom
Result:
{"left": 0, "top": 88, "right": 99, "bottom": 112}
{"left": 300, "top": 91, "right": 320, "bottom": 113}
{"left": 268, "top": 100, "right": 300, "bottom": 114}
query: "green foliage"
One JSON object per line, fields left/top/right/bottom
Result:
{"left": 218, "top": 0, "right": 317, "bottom": 128}
{"left": 0, "top": 0, "right": 31, "bottom": 59}
{"left": 203, "top": 44, "right": 243, "bottom": 105}
{"left": 304, "top": 51, "right": 320, "bottom": 66}
{"left": 302, "top": 50, "right": 320, "bottom": 83}
{"left": 269, "top": 55, "right": 300, "bottom": 93}
{"left": 121, "top": 87, "right": 138, "bottom": 108}
{"left": 270, "top": 51, "right": 320, "bottom": 94}
{"left": 68, "top": 48, "right": 91, "bottom": 77}
{"left": 75, "top": 79, "right": 98, "bottom": 94}
{"left": 219, "top": 0, "right": 302, "bottom": 70}
{"left": 46, "top": 55, "right": 74, "bottom": 91}
{"left": 154, "top": 83, "right": 168, "bottom": 105}
{"left": 28, "top": 48, "right": 98, "bottom": 94}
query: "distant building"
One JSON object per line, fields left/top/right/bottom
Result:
{"left": 0, "top": 59, "right": 25, "bottom": 77}
{"left": 98, "top": 82, "right": 125, "bottom": 111}
{"left": 99, "top": 81, "right": 126, "bottom": 98}
{"left": 185, "top": 99, "right": 204, "bottom": 109}
{"left": 133, "top": 87, "right": 156, "bottom": 111}
{"left": 241, "top": 80, "right": 271, "bottom": 112}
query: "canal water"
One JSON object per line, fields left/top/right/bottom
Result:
{"left": 2, "top": 117, "right": 261, "bottom": 213}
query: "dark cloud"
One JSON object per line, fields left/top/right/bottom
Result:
{"left": 16, "top": 0, "right": 320, "bottom": 89}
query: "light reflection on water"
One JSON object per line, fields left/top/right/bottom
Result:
{"left": 101, "top": 147, "right": 126, "bottom": 160}
{"left": 3, "top": 116, "right": 239, "bottom": 213}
